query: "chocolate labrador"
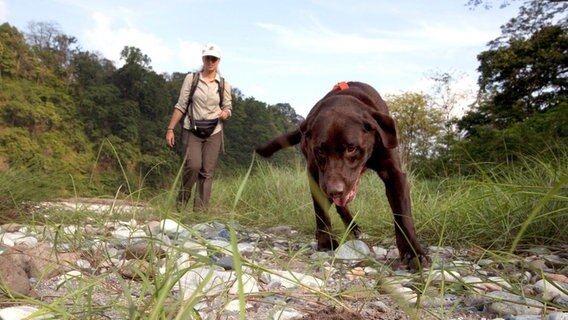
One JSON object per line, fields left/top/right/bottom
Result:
{"left": 255, "top": 81, "right": 428, "bottom": 269}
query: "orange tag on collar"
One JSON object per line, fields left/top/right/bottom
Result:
{"left": 332, "top": 81, "right": 349, "bottom": 91}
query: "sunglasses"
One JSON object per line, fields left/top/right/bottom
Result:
{"left": 204, "top": 56, "right": 219, "bottom": 63}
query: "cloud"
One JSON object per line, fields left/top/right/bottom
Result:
{"left": 399, "top": 21, "right": 498, "bottom": 48}
{"left": 256, "top": 22, "right": 413, "bottom": 54}
{"left": 0, "top": 0, "right": 8, "bottom": 21}
{"left": 83, "top": 11, "right": 190, "bottom": 73}
{"left": 176, "top": 40, "right": 204, "bottom": 72}
{"left": 257, "top": 17, "right": 498, "bottom": 57}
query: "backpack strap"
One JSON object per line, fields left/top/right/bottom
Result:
{"left": 184, "top": 72, "right": 200, "bottom": 130}
{"left": 218, "top": 76, "right": 225, "bottom": 108}
{"left": 186, "top": 72, "right": 200, "bottom": 109}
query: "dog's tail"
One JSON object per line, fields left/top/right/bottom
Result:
{"left": 255, "top": 129, "right": 301, "bottom": 158}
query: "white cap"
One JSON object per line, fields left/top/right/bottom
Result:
{"left": 202, "top": 44, "right": 221, "bottom": 58}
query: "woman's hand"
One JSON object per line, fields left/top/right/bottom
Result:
{"left": 166, "top": 129, "right": 175, "bottom": 147}
{"left": 219, "top": 110, "right": 230, "bottom": 120}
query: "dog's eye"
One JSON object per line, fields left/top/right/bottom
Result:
{"left": 346, "top": 146, "right": 357, "bottom": 155}
{"left": 314, "top": 147, "right": 327, "bottom": 161}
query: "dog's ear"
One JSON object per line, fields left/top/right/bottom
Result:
{"left": 300, "top": 120, "right": 307, "bottom": 133}
{"left": 369, "top": 111, "right": 398, "bottom": 149}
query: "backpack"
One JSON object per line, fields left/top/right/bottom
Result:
{"left": 184, "top": 72, "right": 225, "bottom": 138}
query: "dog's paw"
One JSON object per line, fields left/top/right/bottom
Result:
{"left": 349, "top": 225, "right": 363, "bottom": 238}
{"left": 402, "top": 253, "right": 430, "bottom": 272}
{"left": 316, "top": 237, "right": 339, "bottom": 251}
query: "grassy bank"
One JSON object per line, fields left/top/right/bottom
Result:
{"left": 2, "top": 151, "right": 567, "bottom": 250}
{"left": 205, "top": 153, "right": 568, "bottom": 251}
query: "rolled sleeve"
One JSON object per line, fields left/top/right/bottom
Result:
{"left": 221, "top": 80, "right": 232, "bottom": 117}
{"left": 174, "top": 73, "right": 194, "bottom": 113}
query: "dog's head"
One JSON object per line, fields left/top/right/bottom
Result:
{"left": 300, "top": 94, "right": 398, "bottom": 207}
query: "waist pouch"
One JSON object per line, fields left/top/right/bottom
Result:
{"left": 190, "top": 118, "right": 219, "bottom": 138}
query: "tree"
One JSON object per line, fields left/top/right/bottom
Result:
{"left": 489, "top": 1, "right": 567, "bottom": 48}
{"left": 72, "top": 51, "right": 115, "bottom": 89}
{"left": 268, "top": 103, "right": 304, "bottom": 127}
{"left": 455, "top": 0, "right": 568, "bottom": 167}
{"left": 386, "top": 92, "right": 443, "bottom": 170}
{"left": 120, "top": 46, "right": 152, "bottom": 70}
{"left": 461, "top": 25, "right": 567, "bottom": 133}
{"left": 25, "top": 21, "right": 79, "bottom": 85}
{"left": 0, "top": 23, "right": 36, "bottom": 79}
{"left": 428, "top": 71, "right": 472, "bottom": 139}
{"left": 467, "top": 0, "right": 567, "bottom": 11}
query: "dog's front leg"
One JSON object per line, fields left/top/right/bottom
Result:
{"left": 308, "top": 172, "right": 337, "bottom": 250}
{"left": 336, "top": 206, "right": 362, "bottom": 238}
{"left": 379, "top": 167, "right": 428, "bottom": 270}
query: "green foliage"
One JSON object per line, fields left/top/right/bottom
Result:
{"left": 221, "top": 97, "right": 303, "bottom": 171}
{"left": 1, "top": 21, "right": 305, "bottom": 195}
{"left": 446, "top": 4, "right": 568, "bottom": 176}
{"left": 455, "top": 100, "right": 568, "bottom": 168}
{"left": 0, "top": 127, "right": 44, "bottom": 165}
{"left": 0, "top": 23, "right": 37, "bottom": 79}
{"left": 386, "top": 92, "right": 444, "bottom": 170}
{"left": 473, "top": 25, "right": 567, "bottom": 129}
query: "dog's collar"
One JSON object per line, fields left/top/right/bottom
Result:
{"left": 332, "top": 81, "right": 349, "bottom": 91}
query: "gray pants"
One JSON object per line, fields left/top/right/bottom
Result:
{"left": 178, "top": 129, "right": 222, "bottom": 210}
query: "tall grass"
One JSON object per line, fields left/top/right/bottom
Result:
{"left": 4, "top": 148, "right": 565, "bottom": 249}
{"left": 205, "top": 151, "right": 568, "bottom": 251}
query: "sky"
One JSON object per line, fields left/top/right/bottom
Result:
{"left": 0, "top": 0, "right": 521, "bottom": 117}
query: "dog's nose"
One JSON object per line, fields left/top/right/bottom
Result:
{"left": 327, "top": 182, "right": 345, "bottom": 199}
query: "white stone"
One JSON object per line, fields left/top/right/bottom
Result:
{"left": 75, "top": 259, "right": 92, "bottom": 269}
{"left": 430, "top": 270, "right": 461, "bottom": 283}
{"left": 386, "top": 248, "right": 400, "bottom": 260}
{"left": 487, "top": 291, "right": 543, "bottom": 316}
{"left": 535, "top": 279, "right": 568, "bottom": 300}
{"left": 56, "top": 271, "right": 84, "bottom": 287}
{"left": 63, "top": 225, "right": 78, "bottom": 235}
{"left": 271, "top": 307, "right": 303, "bottom": 320}
{"left": 364, "top": 266, "right": 379, "bottom": 275}
{"left": 229, "top": 273, "right": 259, "bottom": 294}
{"left": 111, "top": 226, "right": 146, "bottom": 240}
{"left": 0, "top": 305, "right": 51, "bottom": 319}
{"left": 146, "top": 221, "right": 161, "bottom": 235}
{"left": 488, "top": 276, "right": 512, "bottom": 289}
{"left": 160, "top": 219, "right": 185, "bottom": 235}
{"left": 237, "top": 242, "right": 256, "bottom": 254}
{"left": 208, "top": 239, "right": 232, "bottom": 252}
{"left": 2, "top": 231, "right": 26, "bottom": 242}
{"left": 334, "top": 240, "right": 371, "bottom": 260}
{"left": 172, "top": 252, "right": 193, "bottom": 271}
{"left": 0, "top": 236, "right": 14, "bottom": 246}
{"left": 268, "top": 270, "right": 324, "bottom": 289}
{"left": 372, "top": 246, "right": 388, "bottom": 259}
{"left": 14, "top": 236, "right": 38, "bottom": 247}
{"left": 224, "top": 299, "right": 252, "bottom": 312}
{"left": 178, "top": 267, "right": 234, "bottom": 298}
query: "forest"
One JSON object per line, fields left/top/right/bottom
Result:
{"left": 0, "top": 0, "right": 566, "bottom": 198}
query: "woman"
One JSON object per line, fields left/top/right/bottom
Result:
{"left": 166, "top": 44, "right": 232, "bottom": 211}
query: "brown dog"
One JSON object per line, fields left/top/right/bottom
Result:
{"left": 255, "top": 81, "right": 427, "bottom": 269}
